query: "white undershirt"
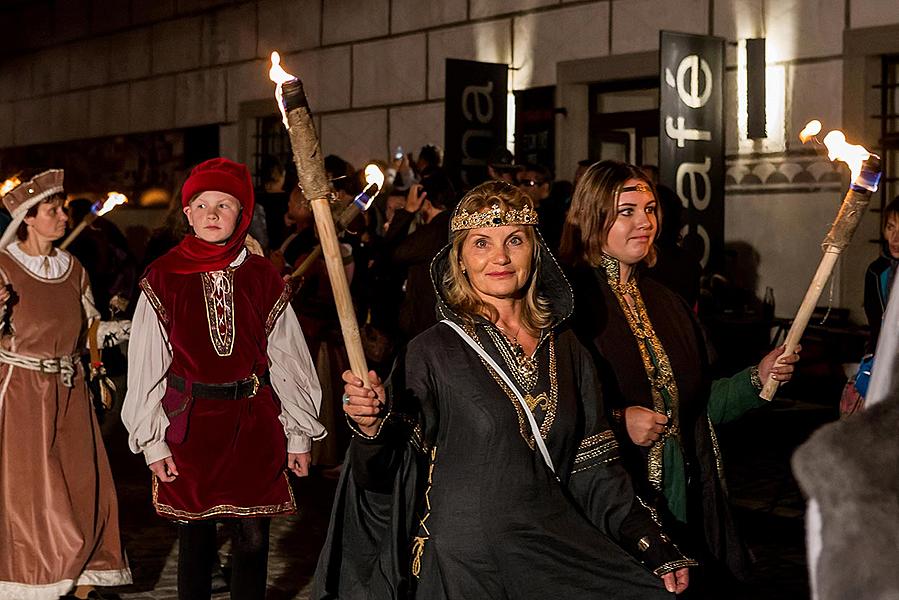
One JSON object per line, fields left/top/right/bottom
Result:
{"left": 121, "top": 249, "right": 326, "bottom": 465}
{"left": 7, "top": 242, "right": 72, "bottom": 279}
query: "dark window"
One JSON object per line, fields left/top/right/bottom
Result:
{"left": 878, "top": 55, "right": 899, "bottom": 227}
{"left": 588, "top": 78, "right": 659, "bottom": 168}
{"left": 252, "top": 115, "right": 292, "bottom": 188}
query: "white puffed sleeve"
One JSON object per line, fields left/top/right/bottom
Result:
{"left": 80, "top": 267, "right": 101, "bottom": 326}
{"left": 267, "top": 307, "right": 326, "bottom": 453}
{"left": 121, "top": 292, "right": 173, "bottom": 465}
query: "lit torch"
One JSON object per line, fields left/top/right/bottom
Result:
{"left": 289, "top": 163, "right": 385, "bottom": 281}
{"left": 59, "top": 192, "right": 128, "bottom": 251}
{"left": 760, "top": 122, "right": 881, "bottom": 400}
{"left": 269, "top": 51, "right": 370, "bottom": 384}
{"left": 0, "top": 175, "right": 22, "bottom": 198}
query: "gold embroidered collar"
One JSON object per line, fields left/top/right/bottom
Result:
{"left": 599, "top": 252, "right": 679, "bottom": 491}
{"left": 600, "top": 253, "right": 639, "bottom": 296}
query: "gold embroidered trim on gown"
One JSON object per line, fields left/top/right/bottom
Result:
{"left": 571, "top": 430, "right": 619, "bottom": 474}
{"left": 411, "top": 446, "right": 437, "bottom": 578}
{"left": 601, "top": 254, "right": 680, "bottom": 492}
{"left": 466, "top": 322, "right": 558, "bottom": 448}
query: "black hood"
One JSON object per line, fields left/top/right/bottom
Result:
{"left": 429, "top": 227, "right": 574, "bottom": 327}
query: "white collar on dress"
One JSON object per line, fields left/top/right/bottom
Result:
{"left": 6, "top": 242, "right": 72, "bottom": 279}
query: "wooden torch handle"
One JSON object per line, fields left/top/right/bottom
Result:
{"left": 282, "top": 79, "right": 369, "bottom": 384}
{"left": 289, "top": 201, "right": 362, "bottom": 281}
{"left": 59, "top": 216, "right": 94, "bottom": 251}
{"left": 760, "top": 250, "right": 840, "bottom": 400}
{"left": 308, "top": 199, "right": 369, "bottom": 382}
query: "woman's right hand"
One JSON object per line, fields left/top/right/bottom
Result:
{"left": 342, "top": 370, "right": 386, "bottom": 437}
{"left": 149, "top": 456, "right": 179, "bottom": 482}
{"left": 624, "top": 406, "right": 669, "bottom": 446}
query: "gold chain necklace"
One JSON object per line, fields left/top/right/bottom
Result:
{"left": 486, "top": 323, "right": 539, "bottom": 391}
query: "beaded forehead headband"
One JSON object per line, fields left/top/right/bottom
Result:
{"left": 450, "top": 202, "right": 539, "bottom": 232}
{"left": 620, "top": 183, "right": 652, "bottom": 194}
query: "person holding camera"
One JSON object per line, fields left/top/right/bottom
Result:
{"left": 382, "top": 171, "right": 455, "bottom": 342}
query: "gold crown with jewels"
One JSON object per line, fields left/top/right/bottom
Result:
{"left": 450, "top": 202, "right": 539, "bottom": 232}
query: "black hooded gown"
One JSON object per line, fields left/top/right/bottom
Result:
{"left": 313, "top": 233, "right": 694, "bottom": 599}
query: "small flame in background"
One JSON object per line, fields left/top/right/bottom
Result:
{"left": 269, "top": 51, "right": 297, "bottom": 129}
{"left": 798, "top": 120, "right": 822, "bottom": 144}
{"left": 95, "top": 192, "right": 128, "bottom": 217}
{"left": 364, "top": 164, "right": 385, "bottom": 191}
{"left": 0, "top": 176, "right": 21, "bottom": 198}
{"left": 800, "top": 120, "right": 871, "bottom": 183}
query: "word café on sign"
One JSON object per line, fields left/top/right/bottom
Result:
{"left": 659, "top": 31, "right": 725, "bottom": 271}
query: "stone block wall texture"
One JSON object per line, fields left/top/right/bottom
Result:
{"left": 1, "top": 0, "right": 898, "bottom": 317}
{"left": 0, "top": 0, "right": 894, "bottom": 156}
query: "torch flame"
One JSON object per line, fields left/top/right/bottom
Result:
{"left": 268, "top": 51, "right": 295, "bottom": 85}
{"left": 822, "top": 130, "right": 870, "bottom": 183}
{"left": 95, "top": 192, "right": 128, "bottom": 217}
{"left": 799, "top": 120, "right": 822, "bottom": 144}
{"left": 0, "top": 176, "right": 21, "bottom": 198}
{"left": 269, "top": 51, "right": 297, "bottom": 129}
{"left": 364, "top": 164, "right": 385, "bottom": 191}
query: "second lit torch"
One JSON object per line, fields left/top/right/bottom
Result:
{"left": 760, "top": 121, "right": 882, "bottom": 400}
{"left": 59, "top": 192, "right": 128, "bottom": 251}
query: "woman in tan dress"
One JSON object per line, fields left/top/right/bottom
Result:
{"left": 0, "top": 170, "right": 131, "bottom": 600}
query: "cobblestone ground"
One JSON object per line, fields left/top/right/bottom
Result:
{"left": 100, "top": 394, "right": 827, "bottom": 600}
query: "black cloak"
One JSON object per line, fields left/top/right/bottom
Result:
{"left": 313, "top": 230, "right": 693, "bottom": 599}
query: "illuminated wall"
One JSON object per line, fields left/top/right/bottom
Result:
{"left": 3, "top": 0, "right": 899, "bottom": 319}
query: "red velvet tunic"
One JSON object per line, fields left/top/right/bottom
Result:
{"left": 141, "top": 254, "right": 295, "bottom": 519}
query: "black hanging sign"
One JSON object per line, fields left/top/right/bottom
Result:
{"left": 444, "top": 58, "right": 508, "bottom": 189}
{"left": 659, "top": 31, "right": 725, "bottom": 271}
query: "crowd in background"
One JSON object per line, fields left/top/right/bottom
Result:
{"left": 52, "top": 144, "right": 717, "bottom": 465}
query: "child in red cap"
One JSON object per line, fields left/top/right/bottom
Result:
{"left": 122, "top": 158, "right": 325, "bottom": 600}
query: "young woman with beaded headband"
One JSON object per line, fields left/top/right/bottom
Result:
{"left": 562, "top": 159, "right": 801, "bottom": 595}
{"left": 316, "top": 180, "right": 694, "bottom": 599}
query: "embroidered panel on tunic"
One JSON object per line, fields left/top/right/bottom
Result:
{"left": 201, "top": 270, "right": 236, "bottom": 357}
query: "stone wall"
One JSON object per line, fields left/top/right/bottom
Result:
{"left": 3, "top": 0, "right": 899, "bottom": 319}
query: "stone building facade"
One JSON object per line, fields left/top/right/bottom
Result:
{"left": 2, "top": 0, "right": 899, "bottom": 321}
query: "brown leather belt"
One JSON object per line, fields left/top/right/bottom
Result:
{"left": 167, "top": 372, "right": 270, "bottom": 400}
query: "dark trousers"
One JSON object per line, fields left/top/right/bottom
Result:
{"left": 177, "top": 518, "right": 271, "bottom": 600}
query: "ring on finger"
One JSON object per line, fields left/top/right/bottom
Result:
{"left": 342, "top": 393, "right": 350, "bottom": 405}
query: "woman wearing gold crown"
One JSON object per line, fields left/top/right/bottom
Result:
{"left": 315, "top": 180, "right": 694, "bottom": 599}
{"left": 0, "top": 170, "right": 131, "bottom": 599}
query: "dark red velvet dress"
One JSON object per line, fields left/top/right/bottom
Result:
{"left": 140, "top": 254, "right": 295, "bottom": 519}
